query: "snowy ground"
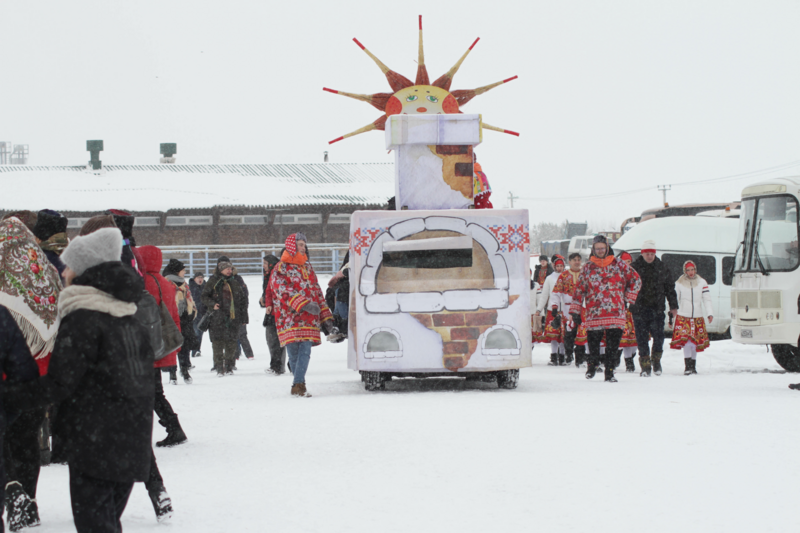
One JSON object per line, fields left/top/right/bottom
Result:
{"left": 34, "top": 275, "right": 799, "bottom": 532}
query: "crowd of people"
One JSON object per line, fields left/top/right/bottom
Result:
{"left": 531, "top": 236, "right": 715, "bottom": 382}
{"left": 0, "top": 209, "right": 342, "bottom": 532}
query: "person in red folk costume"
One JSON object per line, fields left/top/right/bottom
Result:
{"left": 138, "top": 246, "right": 187, "bottom": 446}
{"left": 552, "top": 253, "right": 583, "bottom": 367}
{"left": 0, "top": 216, "right": 61, "bottom": 530}
{"left": 617, "top": 251, "right": 640, "bottom": 373}
{"left": 570, "top": 235, "right": 641, "bottom": 383}
{"left": 473, "top": 159, "right": 493, "bottom": 209}
{"left": 535, "top": 255, "right": 566, "bottom": 365}
{"left": 265, "top": 233, "right": 336, "bottom": 397}
{"left": 670, "top": 261, "right": 713, "bottom": 376}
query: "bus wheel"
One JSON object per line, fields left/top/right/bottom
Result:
{"left": 496, "top": 369, "right": 519, "bottom": 389}
{"left": 363, "top": 371, "right": 386, "bottom": 391}
{"left": 771, "top": 345, "right": 800, "bottom": 372}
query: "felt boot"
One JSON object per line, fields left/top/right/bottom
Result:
{"left": 689, "top": 358, "right": 697, "bottom": 375}
{"left": 558, "top": 353, "right": 566, "bottom": 366}
{"left": 548, "top": 354, "right": 558, "bottom": 366}
{"left": 625, "top": 357, "right": 636, "bottom": 373}
{"left": 585, "top": 358, "right": 598, "bottom": 379}
{"left": 5, "top": 482, "right": 40, "bottom": 532}
{"left": 148, "top": 484, "right": 173, "bottom": 523}
{"left": 604, "top": 365, "right": 617, "bottom": 383}
{"left": 639, "top": 355, "right": 651, "bottom": 377}
{"left": 652, "top": 351, "right": 663, "bottom": 376}
{"left": 684, "top": 358, "right": 692, "bottom": 376}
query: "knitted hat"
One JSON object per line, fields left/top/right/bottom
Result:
{"left": 641, "top": 240, "right": 656, "bottom": 253}
{"left": 217, "top": 255, "right": 230, "bottom": 264}
{"left": 61, "top": 228, "right": 123, "bottom": 277}
{"left": 79, "top": 215, "right": 116, "bottom": 236}
{"left": 193, "top": 271, "right": 205, "bottom": 279}
{"left": 618, "top": 251, "right": 632, "bottom": 262}
{"left": 162, "top": 258, "right": 185, "bottom": 277}
{"left": 33, "top": 209, "right": 68, "bottom": 241}
{"left": 217, "top": 261, "right": 233, "bottom": 272}
{"left": 106, "top": 209, "right": 135, "bottom": 240}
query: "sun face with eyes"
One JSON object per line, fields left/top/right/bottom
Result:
{"left": 386, "top": 85, "right": 459, "bottom": 115}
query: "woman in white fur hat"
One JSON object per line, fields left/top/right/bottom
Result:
{"left": 670, "top": 260, "right": 713, "bottom": 375}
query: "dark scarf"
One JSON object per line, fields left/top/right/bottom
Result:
{"left": 213, "top": 275, "right": 236, "bottom": 322}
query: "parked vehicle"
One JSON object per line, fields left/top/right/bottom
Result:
{"left": 730, "top": 177, "right": 800, "bottom": 371}
{"left": 567, "top": 235, "right": 594, "bottom": 262}
{"left": 613, "top": 216, "right": 739, "bottom": 336}
{"left": 540, "top": 239, "right": 569, "bottom": 260}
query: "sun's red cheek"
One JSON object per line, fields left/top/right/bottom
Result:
{"left": 442, "top": 94, "right": 459, "bottom": 114}
{"left": 385, "top": 96, "right": 402, "bottom": 116}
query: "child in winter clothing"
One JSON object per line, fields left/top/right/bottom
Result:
{"left": 535, "top": 256, "right": 566, "bottom": 365}
{"left": 670, "top": 261, "right": 713, "bottom": 375}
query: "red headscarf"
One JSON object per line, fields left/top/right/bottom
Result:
{"left": 281, "top": 233, "right": 308, "bottom": 265}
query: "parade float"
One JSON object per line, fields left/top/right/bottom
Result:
{"left": 325, "top": 17, "right": 531, "bottom": 390}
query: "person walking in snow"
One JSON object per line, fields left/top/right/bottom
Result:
{"left": 189, "top": 272, "right": 206, "bottom": 358}
{"left": 266, "top": 233, "right": 335, "bottom": 397}
{"left": 570, "top": 235, "right": 641, "bottom": 382}
{"left": 670, "top": 261, "right": 713, "bottom": 375}
{"left": 532, "top": 255, "right": 552, "bottom": 289}
{"left": 2, "top": 228, "right": 156, "bottom": 533}
{"left": 629, "top": 240, "right": 678, "bottom": 377}
{"left": 260, "top": 254, "right": 287, "bottom": 375}
{"left": 202, "top": 260, "right": 249, "bottom": 376}
{"left": 551, "top": 253, "right": 583, "bottom": 367}
{"left": 535, "top": 255, "right": 566, "bottom": 365}
{"left": 163, "top": 259, "right": 197, "bottom": 384}
{"left": 617, "top": 251, "right": 640, "bottom": 373}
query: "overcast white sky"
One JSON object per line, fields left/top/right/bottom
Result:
{"left": 3, "top": 0, "right": 799, "bottom": 229}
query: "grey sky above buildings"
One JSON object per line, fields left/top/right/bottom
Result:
{"left": 3, "top": 0, "right": 799, "bottom": 229}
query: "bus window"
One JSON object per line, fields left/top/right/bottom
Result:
{"left": 722, "top": 256, "right": 735, "bottom": 285}
{"left": 661, "top": 254, "right": 716, "bottom": 285}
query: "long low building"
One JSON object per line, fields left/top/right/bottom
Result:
{"left": 0, "top": 162, "right": 393, "bottom": 245}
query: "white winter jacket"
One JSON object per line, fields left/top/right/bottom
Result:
{"left": 674, "top": 275, "right": 713, "bottom": 319}
{"left": 536, "top": 271, "right": 561, "bottom": 314}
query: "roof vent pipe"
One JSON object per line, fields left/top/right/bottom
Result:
{"left": 86, "top": 140, "right": 103, "bottom": 170}
{"left": 160, "top": 143, "right": 177, "bottom": 164}
{"left": 324, "top": 151, "right": 329, "bottom": 163}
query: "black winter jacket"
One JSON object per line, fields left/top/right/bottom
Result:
{"left": 202, "top": 273, "right": 249, "bottom": 340}
{"left": 189, "top": 278, "right": 207, "bottom": 317}
{"left": 532, "top": 264, "right": 553, "bottom": 289}
{"left": 0, "top": 306, "right": 40, "bottom": 440}
{"left": 2, "top": 262, "right": 155, "bottom": 483}
{"left": 630, "top": 256, "right": 678, "bottom": 313}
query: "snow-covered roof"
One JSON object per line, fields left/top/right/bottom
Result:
{"left": 613, "top": 216, "right": 739, "bottom": 255}
{"left": 0, "top": 163, "right": 394, "bottom": 211}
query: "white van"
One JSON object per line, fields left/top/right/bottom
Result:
{"left": 612, "top": 216, "right": 739, "bottom": 336}
{"left": 568, "top": 235, "right": 594, "bottom": 262}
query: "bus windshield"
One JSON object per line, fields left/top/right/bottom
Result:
{"left": 737, "top": 194, "right": 799, "bottom": 272}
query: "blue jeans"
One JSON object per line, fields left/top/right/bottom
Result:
{"left": 286, "top": 341, "right": 312, "bottom": 385}
{"left": 632, "top": 307, "right": 666, "bottom": 356}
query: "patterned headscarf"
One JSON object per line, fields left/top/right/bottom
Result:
{"left": 0, "top": 217, "right": 61, "bottom": 357}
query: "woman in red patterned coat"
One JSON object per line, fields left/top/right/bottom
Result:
{"left": 265, "top": 233, "right": 334, "bottom": 397}
{"left": 569, "top": 235, "right": 641, "bottom": 382}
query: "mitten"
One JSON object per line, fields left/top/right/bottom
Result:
{"left": 302, "top": 302, "right": 321, "bottom": 315}
{"left": 571, "top": 313, "right": 582, "bottom": 327}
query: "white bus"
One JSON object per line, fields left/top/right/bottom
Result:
{"left": 731, "top": 177, "right": 800, "bottom": 371}
{"left": 613, "top": 216, "right": 739, "bottom": 336}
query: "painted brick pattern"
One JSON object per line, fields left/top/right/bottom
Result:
{"left": 412, "top": 308, "right": 500, "bottom": 370}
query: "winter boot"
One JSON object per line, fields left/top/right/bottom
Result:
{"left": 558, "top": 353, "right": 566, "bottom": 366}
{"left": 291, "top": 383, "right": 312, "bottom": 397}
{"left": 684, "top": 358, "right": 692, "bottom": 376}
{"left": 564, "top": 351, "right": 574, "bottom": 365}
{"left": 789, "top": 383, "right": 800, "bottom": 390}
{"left": 548, "top": 354, "right": 558, "bottom": 366}
{"left": 625, "top": 357, "right": 636, "bottom": 373}
{"left": 575, "top": 347, "right": 585, "bottom": 367}
{"left": 585, "top": 358, "right": 598, "bottom": 379}
{"left": 689, "top": 358, "right": 698, "bottom": 375}
{"left": 156, "top": 415, "right": 187, "bottom": 448}
{"left": 639, "top": 355, "right": 652, "bottom": 377}
{"left": 652, "top": 351, "right": 663, "bottom": 376}
{"left": 604, "top": 365, "right": 617, "bottom": 383}
{"left": 148, "top": 485, "right": 173, "bottom": 523}
{"left": 181, "top": 368, "right": 192, "bottom": 384}
{"left": 5, "top": 482, "right": 40, "bottom": 532}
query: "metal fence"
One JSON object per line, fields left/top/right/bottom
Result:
{"left": 157, "top": 243, "right": 349, "bottom": 276}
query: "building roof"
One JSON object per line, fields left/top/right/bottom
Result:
{"left": 0, "top": 163, "right": 394, "bottom": 211}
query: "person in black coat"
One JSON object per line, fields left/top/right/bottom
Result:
{"left": 0, "top": 306, "right": 40, "bottom": 532}
{"left": 2, "top": 228, "right": 156, "bottom": 533}
{"left": 629, "top": 240, "right": 679, "bottom": 377}
{"left": 532, "top": 256, "right": 553, "bottom": 289}
{"left": 32, "top": 209, "right": 69, "bottom": 279}
{"left": 260, "top": 254, "right": 286, "bottom": 374}
{"left": 188, "top": 272, "right": 206, "bottom": 357}
{"left": 202, "top": 261, "right": 249, "bottom": 376}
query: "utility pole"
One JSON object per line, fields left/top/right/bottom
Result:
{"left": 658, "top": 184, "right": 671, "bottom": 207}
{"left": 508, "top": 191, "right": 519, "bottom": 208}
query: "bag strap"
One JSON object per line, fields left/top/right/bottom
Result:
{"left": 148, "top": 273, "right": 165, "bottom": 303}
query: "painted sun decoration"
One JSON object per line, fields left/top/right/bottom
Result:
{"left": 325, "top": 16, "right": 519, "bottom": 144}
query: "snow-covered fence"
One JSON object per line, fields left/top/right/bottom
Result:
{"left": 157, "top": 243, "right": 349, "bottom": 276}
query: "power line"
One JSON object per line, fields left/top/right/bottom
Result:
{"left": 518, "top": 159, "right": 800, "bottom": 203}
